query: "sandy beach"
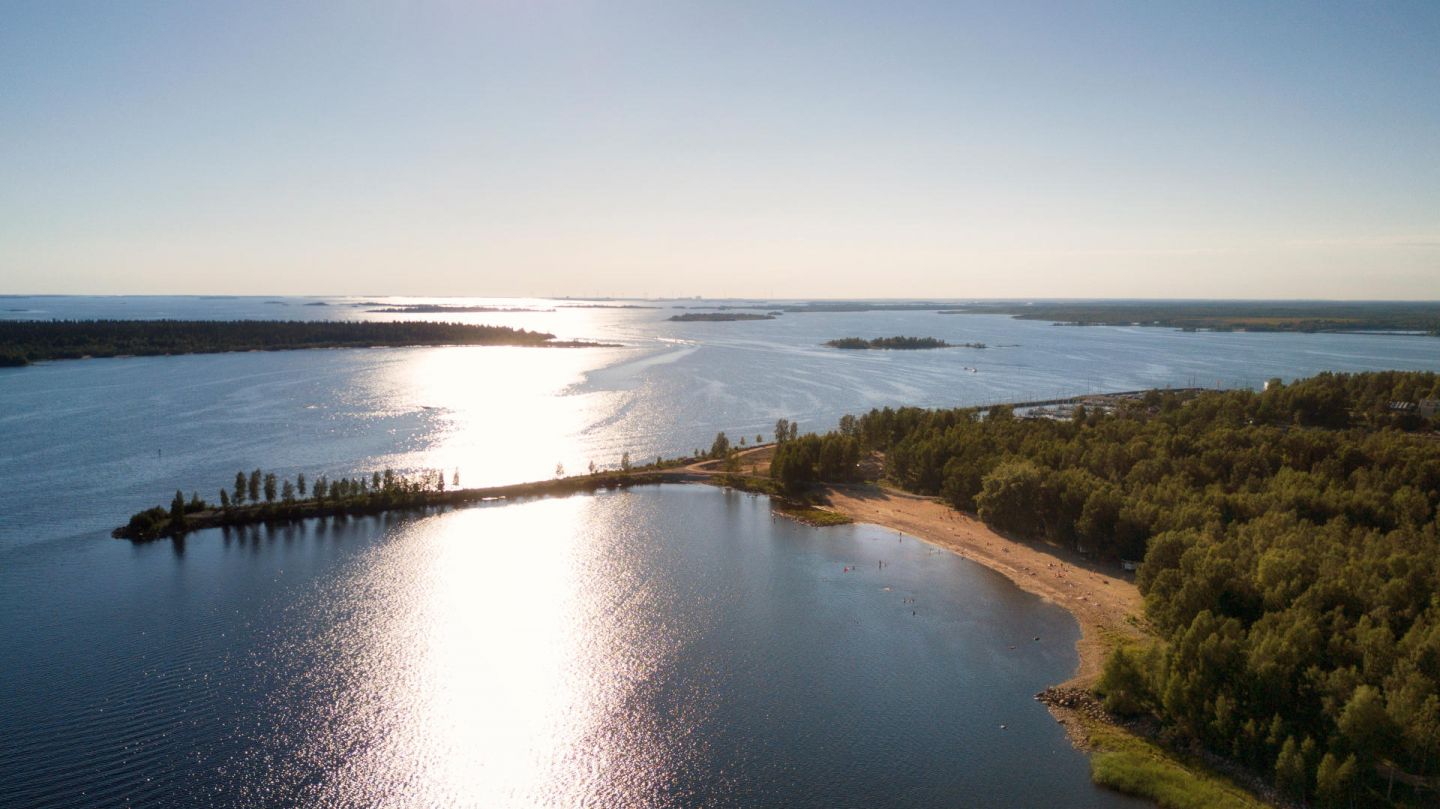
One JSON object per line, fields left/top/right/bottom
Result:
{"left": 819, "top": 483, "right": 1147, "bottom": 688}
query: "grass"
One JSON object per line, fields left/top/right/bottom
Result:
{"left": 1080, "top": 715, "right": 1268, "bottom": 809}
{"left": 775, "top": 502, "right": 854, "bottom": 526}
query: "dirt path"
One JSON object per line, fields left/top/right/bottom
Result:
{"left": 820, "top": 483, "right": 1146, "bottom": 687}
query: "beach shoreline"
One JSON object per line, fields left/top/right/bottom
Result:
{"left": 815, "top": 483, "right": 1148, "bottom": 743}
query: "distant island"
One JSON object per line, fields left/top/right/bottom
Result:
{"left": 939, "top": 300, "right": 1440, "bottom": 334}
{"left": 668, "top": 313, "right": 776, "bottom": 322}
{"left": 826, "top": 336, "right": 983, "bottom": 350}
{"left": 367, "top": 305, "right": 551, "bottom": 314}
{"left": 0, "top": 320, "right": 612, "bottom": 366}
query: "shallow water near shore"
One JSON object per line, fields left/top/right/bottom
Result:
{"left": 1, "top": 295, "right": 1435, "bottom": 806}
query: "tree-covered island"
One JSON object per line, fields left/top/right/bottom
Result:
{"left": 0, "top": 319, "right": 614, "bottom": 366}
{"left": 667, "top": 312, "right": 777, "bottom": 322}
{"left": 825, "top": 336, "right": 982, "bottom": 350}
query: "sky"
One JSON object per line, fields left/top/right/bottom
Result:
{"left": 2, "top": 1, "right": 1437, "bottom": 299}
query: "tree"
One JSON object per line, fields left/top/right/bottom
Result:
{"left": 788, "top": 421, "right": 799, "bottom": 441}
{"left": 282, "top": 479, "right": 295, "bottom": 502}
{"left": 1275, "top": 736, "right": 1305, "bottom": 800}
{"left": 620, "top": 452, "right": 631, "bottom": 472}
{"left": 711, "top": 432, "right": 731, "bottom": 458}
{"left": 263, "top": 473, "right": 277, "bottom": 502}
{"left": 169, "top": 490, "right": 187, "bottom": 532}
{"left": 1338, "top": 684, "right": 1396, "bottom": 765}
{"left": 1096, "top": 645, "right": 1152, "bottom": 716}
{"left": 775, "top": 418, "right": 791, "bottom": 444}
{"left": 248, "top": 469, "right": 261, "bottom": 502}
{"left": 234, "top": 471, "right": 247, "bottom": 504}
{"left": 588, "top": 460, "right": 597, "bottom": 475}
{"left": 219, "top": 489, "right": 231, "bottom": 510}
{"left": 555, "top": 462, "right": 565, "bottom": 478}
{"left": 1314, "top": 752, "right": 1356, "bottom": 808}
{"left": 975, "top": 459, "right": 1049, "bottom": 536}
{"left": 452, "top": 469, "right": 460, "bottom": 487}
{"left": 297, "top": 472, "right": 307, "bottom": 497}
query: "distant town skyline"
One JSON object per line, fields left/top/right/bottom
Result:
{"left": 3, "top": 2, "right": 1437, "bottom": 299}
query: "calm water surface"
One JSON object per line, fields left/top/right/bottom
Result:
{"left": 1, "top": 296, "right": 1435, "bottom": 806}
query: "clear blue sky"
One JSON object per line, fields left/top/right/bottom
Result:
{"left": 2, "top": 1, "right": 1437, "bottom": 298}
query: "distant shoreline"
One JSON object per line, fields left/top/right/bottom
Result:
{"left": 0, "top": 319, "right": 618, "bottom": 366}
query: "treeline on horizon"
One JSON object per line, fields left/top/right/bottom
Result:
{"left": 769, "top": 371, "right": 1440, "bottom": 806}
{"left": 942, "top": 300, "right": 1440, "bottom": 334}
{"left": 0, "top": 319, "right": 580, "bottom": 365}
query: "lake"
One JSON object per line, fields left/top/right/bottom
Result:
{"left": 1, "top": 295, "right": 1435, "bottom": 806}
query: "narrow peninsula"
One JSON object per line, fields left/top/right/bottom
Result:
{"left": 0, "top": 319, "right": 613, "bottom": 366}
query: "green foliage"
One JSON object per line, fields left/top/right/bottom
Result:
{"left": 169, "top": 490, "right": 187, "bottom": 533}
{"left": 806, "top": 371, "right": 1440, "bottom": 804}
{"left": 769, "top": 432, "right": 861, "bottom": 493}
{"left": 710, "top": 432, "right": 730, "bottom": 459}
{"left": 1091, "top": 751, "right": 1261, "bottom": 809}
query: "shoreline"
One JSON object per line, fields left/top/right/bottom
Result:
{"left": 817, "top": 484, "right": 1146, "bottom": 693}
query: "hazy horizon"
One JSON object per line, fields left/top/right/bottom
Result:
{"left": 4, "top": 2, "right": 1437, "bottom": 298}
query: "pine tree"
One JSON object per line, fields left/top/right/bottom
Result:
{"left": 169, "top": 490, "right": 187, "bottom": 532}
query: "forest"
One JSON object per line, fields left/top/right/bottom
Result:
{"left": 770, "top": 371, "right": 1440, "bottom": 806}
{"left": 0, "top": 319, "right": 600, "bottom": 365}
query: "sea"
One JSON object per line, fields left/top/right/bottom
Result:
{"left": 1, "top": 295, "right": 1434, "bottom": 807}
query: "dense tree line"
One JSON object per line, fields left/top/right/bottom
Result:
{"left": 776, "top": 371, "right": 1440, "bottom": 805}
{"left": 825, "top": 336, "right": 967, "bottom": 350}
{"left": 0, "top": 319, "right": 594, "bottom": 365}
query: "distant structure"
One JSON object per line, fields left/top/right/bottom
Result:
{"left": 1421, "top": 399, "right": 1439, "bottom": 419}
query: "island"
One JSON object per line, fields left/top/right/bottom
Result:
{"left": 667, "top": 313, "right": 776, "bottom": 322}
{"left": 0, "top": 319, "right": 613, "bottom": 366}
{"left": 366, "top": 305, "right": 552, "bottom": 313}
{"left": 825, "top": 336, "right": 982, "bottom": 350}
{"left": 938, "top": 300, "right": 1440, "bottom": 334}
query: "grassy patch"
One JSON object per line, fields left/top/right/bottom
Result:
{"left": 1082, "top": 717, "right": 1267, "bottom": 809}
{"left": 774, "top": 502, "right": 853, "bottom": 526}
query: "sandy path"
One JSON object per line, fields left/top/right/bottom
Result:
{"left": 820, "top": 483, "right": 1146, "bottom": 687}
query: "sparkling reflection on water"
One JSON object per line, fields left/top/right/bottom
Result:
{"left": 0, "top": 487, "right": 1142, "bottom": 807}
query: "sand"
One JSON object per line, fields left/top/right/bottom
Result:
{"left": 819, "top": 483, "right": 1146, "bottom": 687}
